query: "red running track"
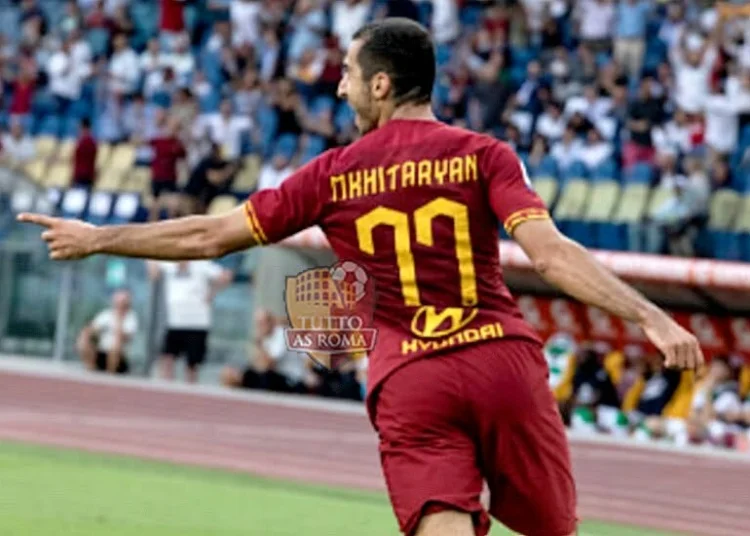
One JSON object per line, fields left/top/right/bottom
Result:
{"left": 0, "top": 368, "right": 749, "bottom": 536}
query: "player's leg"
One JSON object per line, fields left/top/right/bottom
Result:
{"left": 414, "top": 509, "right": 475, "bottom": 536}
{"left": 371, "top": 356, "right": 490, "bottom": 536}
{"left": 184, "top": 330, "right": 208, "bottom": 384}
{"left": 468, "top": 340, "right": 577, "bottom": 536}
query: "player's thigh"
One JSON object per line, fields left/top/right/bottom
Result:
{"left": 373, "top": 357, "right": 488, "bottom": 536}
{"left": 472, "top": 341, "right": 577, "bottom": 536}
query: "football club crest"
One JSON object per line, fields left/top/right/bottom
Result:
{"left": 284, "top": 261, "right": 377, "bottom": 368}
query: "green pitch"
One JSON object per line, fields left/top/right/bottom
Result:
{"left": 0, "top": 441, "right": 681, "bottom": 536}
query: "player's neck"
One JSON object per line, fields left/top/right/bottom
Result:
{"left": 380, "top": 103, "right": 437, "bottom": 127}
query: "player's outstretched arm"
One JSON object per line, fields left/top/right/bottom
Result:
{"left": 16, "top": 205, "right": 257, "bottom": 261}
{"left": 513, "top": 218, "right": 704, "bottom": 370}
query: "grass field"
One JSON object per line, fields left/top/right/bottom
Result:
{"left": 0, "top": 441, "right": 681, "bottom": 536}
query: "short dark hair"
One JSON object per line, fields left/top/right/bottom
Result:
{"left": 352, "top": 18, "right": 435, "bottom": 106}
{"left": 80, "top": 118, "right": 91, "bottom": 130}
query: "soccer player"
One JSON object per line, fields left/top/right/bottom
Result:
{"left": 19, "top": 18, "right": 702, "bottom": 536}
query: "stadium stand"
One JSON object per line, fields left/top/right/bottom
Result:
{"left": 0, "top": 0, "right": 748, "bottom": 260}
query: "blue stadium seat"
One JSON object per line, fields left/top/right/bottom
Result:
{"left": 742, "top": 233, "right": 750, "bottom": 262}
{"left": 111, "top": 193, "right": 141, "bottom": 224}
{"left": 310, "top": 95, "right": 335, "bottom": 116}
{"left": 529, "top": 155, "right": 557, "bottom": 178}
{"left": 60, "top": 188, "right": 90, "bottom": 220}
{"left": 87, "top": 191, "right": 114, "bottom": 226}
{"left": 301, "top": 135, "right": 326, "bottom": 165}
{"left": 274, "top": 134, "right": 298, "bottom": 160}
{"left": 624, "top": 162, "right": 653, "bottom": 184}
{"left": 560, "top": 161, "right": 587, "bottom": 185}
{"left": 591, "top": 158, "right": 618, "bottom": 182}
{"left": 596, "top": 223, "right": 626, "bottom": 250}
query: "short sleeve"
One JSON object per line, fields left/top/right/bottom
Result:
{"left": 481, "top": 141, "right": 550, "bottom": 236}
{"left": 244, "top": 149, "right": 337, "bottom": 245}
{"left": 91, "top": 311, "right": 108, "bottom": 331}
{"left": 123, "top": 313, "right": 138, "bottom": 337}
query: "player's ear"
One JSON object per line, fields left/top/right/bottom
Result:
{"left": 371, "top": 72, "right": 391, "bottom": 100}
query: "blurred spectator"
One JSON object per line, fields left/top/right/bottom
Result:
{"left": 332, "top": 0, "right": 372, "bottom": 52}
{"left": 535, "top": 101, "right": 566, "bottom": 142}
{"left": 76, "top": 290, "right": 138, "bottom": 375}
{"left": 578, "top": 126, "right": 614, "bottom": 171}
{"left": 140, "top": 38, "right": 169, "bottom": 78}
{"left": 72, "top": 118, "right": 98, "bottom": 190}
{"left": 683, "top": 355, "right": 744, "bottom": 447}
{"left": 613, "top": 0, "right": 650, "bottom": 80}
{"left": 147, "top": 260, "right": 233, "bottom": 383}
{"left": 166, "top": 33, "right": 196, "bottom": 83}
{"left": 59, "top": 1, "right": 83, "bottom": 36}
{"left": 551, "top": 125, "right": 583, "bottom": 171}
{"left": 221, "top": 309, "right": 320, "bottom": 394}
{"left": 646, "top": 153, "right": 710, "bottom": 255}
{"left": 46, "top": 34, "right": 90, "bottom": 129}
{"left": 258, "top": 150, "right": 295, "bottom": 190}
{"left": 623, "top": 77, "right": 663, "bottom": 169}
{"left": 575, "top": 0, "right": 615, "bottom": 52}
{"left": 230, "top": 0, "right": 262, "bottom": 48}
{"left": 669, "top": 25, "right": 719, "bottom": 115}
{"left": 704, "top": 73, "right": 750, "bottom": 157}
{"left": 233, "top": 68, "right": 263, "bottom": 117}
{"left": 630, "top": 353, "right": 683, "bottom": 438}
{"left": 0, "top": 118, "right": 35, "bottom": 171}
{"left": 145, "top": 118, "right": 186, "bottom": 221}
{"left": 160, "top": 0, "right": 186, "bottom": 51}
{"left": 183, "top": 142, "right": 239, "bottom": 214}
{"left": 108, "top": 33, "right": 140, "bottom": 96}
{"left": 200, "top": 98, "right": 252, "bottom": 161}
{"left": 9, "top": 63, "right": 36, "bottom": 125}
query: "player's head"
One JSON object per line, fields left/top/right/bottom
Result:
{"left": 337, "top": 18, "right": 435, "bottom": 135}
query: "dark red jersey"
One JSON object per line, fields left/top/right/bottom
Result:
{"left": 245, "top": 119, "right": 550, "bottom": 396}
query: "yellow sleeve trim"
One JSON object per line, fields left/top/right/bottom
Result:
{"left": 503, "top": 208, "right": 550, "bottom": 236}
{"left": 244, "top": 200, "right": 268, "bottom": 245}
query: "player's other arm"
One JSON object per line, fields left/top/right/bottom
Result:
{"left": 483, "top": 141, "right": 703, "bottom": 370}
{"left": 514, "top": 218, "right": 702, "bottom": 370}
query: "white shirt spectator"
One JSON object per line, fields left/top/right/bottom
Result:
{"left": 426, "top": 0, "right": 460, "bottom": 44}
{"left": 71, "top": 39, "right": 93, "bottom": 71}
{"left": 670, "top": 33, "right": 717, "bottom": 113}
{"left": 1, "top": 132, "right": 35, "bottom": 167}
{"left": 535, "top": 112, "right": 567, "bottom": 141}
{"left": 166, "top": 50, "right": 196, "bottom": 81}
{"left": 155, "top": 261, "right": 226, "bottom": 330}
{"left": 332, "top": 0, "right": 371, "bottom": 51}
{"left": 91, "top": 308, "right": 139, "bottom": 354}
{"left": 551, "top": 138, "right": 584, "bottom": 170}
{"left": 262, "top": 324, "right": 309, "bottom": 385}
{"left": 258, "top": 161, "right": 294, "bottom": 190}
{"left": 47, "top": 49, "right": 85, "bottom": 100}
{"left": 704, "top": 76, "right": 750, "bottom": 154}
{"left": 565, "top": 94, "right": 612, "bottom": 125}
{"left": 109, "top": 46, "right": 140, "bottom": 94}
{"left": 579, "top": 141, "right": 614, "bottom": 170}
{"left": 140, "top": 47, "right": 170, "bottom": 76}
{"left": 231, "top": 0, "right": 261, "bottom": 48}
{"left": 199, "top": 113, "right": 252, "bottom": 160}
{"left": 652, "top": 119, "right": 693, "bottom": 155}
{"left": 521, "top": 0, "right": 567, "bottom": 32}
{"left": 577, "top": 0, "right": 615, "bottom": 41}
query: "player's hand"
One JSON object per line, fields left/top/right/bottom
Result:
{"left": 16, "top": 213, "right": 98, "bottom": 260}
{"left": 640, "top": 309, "right": 704, "bottom": 370}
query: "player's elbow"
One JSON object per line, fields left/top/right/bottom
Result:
{"left": 530, "top": 236, "right": 579, "bottom": 279}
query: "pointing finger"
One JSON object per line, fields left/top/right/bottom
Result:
{"left": 17, "top": 213, "right": 56, "bottom": 228}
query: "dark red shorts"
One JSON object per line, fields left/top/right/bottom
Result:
{"left": 370, "top": 338, "right": 577, "bottom": 536}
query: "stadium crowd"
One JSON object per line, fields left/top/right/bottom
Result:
{"left": 2, "top": 0, "right": 750, "bottom": 444}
